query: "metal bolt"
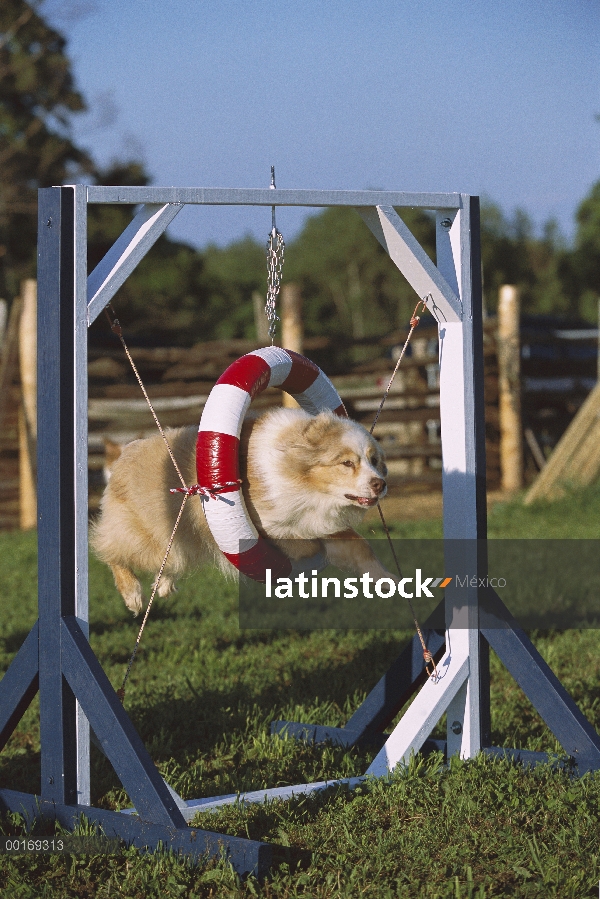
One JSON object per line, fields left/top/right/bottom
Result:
{"left": 440, "top": 218, "right": 452, "bottom": 230}
{"left": 46, "top": 217, "right": 52, "bottom": 227}
{"left": 47, "top": 776, "right": 54, "bottom": 784}
{"left": 451, "top": 720, "right": 462, "bottom": 735}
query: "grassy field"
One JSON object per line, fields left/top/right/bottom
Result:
{"left": 1, "top": 485, "right": 600, "bottom": 896}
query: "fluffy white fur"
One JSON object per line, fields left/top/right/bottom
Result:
{"left": 91, "top": 408, "right": 393, "bottom": 614}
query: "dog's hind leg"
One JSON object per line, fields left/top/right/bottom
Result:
{"left": 111, "top": 564, "right": 144, "bottom": 616}
{"left": 154, "top": 573, "right": 177, "bottom": 598}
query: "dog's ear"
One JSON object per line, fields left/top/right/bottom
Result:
{"left": 103, "top": 439, "right": 124, "bottom": 484}
{"left": 284, "top": 412, "right": 344, "bottom": 469}
{"left": 298, "top": 412, "right": 338, "bottom": 446}
{"left": 104, "top": 439, "right": 124, "bottom": 467}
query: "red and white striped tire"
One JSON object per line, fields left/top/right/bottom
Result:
{"left": 197, "top": 347, "right": 347, "bottom": 582}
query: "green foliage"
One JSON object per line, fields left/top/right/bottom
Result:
{"left": 570, "top": 180, "right": 600, "bottom": 321}
{"left": 285, "top": 206, "right": 436, "bottom": 340}
{"left": 480, "top": 201, "right": 575, "bottom": 318}
{"left": 3, "top": 0, "right": 600, "bottom": 346}
{"left": 202, "top": 237, "right": 266, "bottom": 339}
{"left": 88, "top": 160, "right": 215, "bottom": 344}
{"left": 0, "top": 0, "right": 94, "bottom": 298}
{"left": 2, "top": 488, "right": 600, "bottom": 894}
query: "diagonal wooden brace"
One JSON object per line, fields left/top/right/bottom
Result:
{"left": 481, "top": 589, "right": 600, "bottom": 772}
{"left": 357, "top": 205, "right": 462, "bottom": 323}
{"left": 0, "top": 622, "right": 39, "bottom": 752}
{"left": 87, "top": 203, "right": 183, "bottom": 324}
{"left": 61, "top": 616, "right": 186, "bottom": 828}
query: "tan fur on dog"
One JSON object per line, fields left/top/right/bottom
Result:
{"left": 91, "top": 408, "right": 394, "bottom": 614}
{"left": 102, "top": 438, "right": 124, "bottom": 483}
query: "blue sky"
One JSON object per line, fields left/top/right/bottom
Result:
{"left": 44, "top": 0, "right": 600, "bottom": 250}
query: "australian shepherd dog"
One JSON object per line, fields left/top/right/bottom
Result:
{"left": 91, "top": 408, "right": 394, "bottom": 614}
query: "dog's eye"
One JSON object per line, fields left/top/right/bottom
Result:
{"left": 341, "top": 460, "right": 355, "bottom": 468}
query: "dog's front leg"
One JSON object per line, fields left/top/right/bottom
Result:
{"left": 266, "top": 537, "right": 324, "bottom": 562}
{"left": 322, "top": 529, "right": 396, "bottom": 582}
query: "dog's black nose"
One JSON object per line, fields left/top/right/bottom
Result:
{"left": 370, "top": 477, "right": 386, "bottom": 495}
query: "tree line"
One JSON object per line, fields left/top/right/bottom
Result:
{"left": 1, "top": 1, "right": 599, "bottom": 349}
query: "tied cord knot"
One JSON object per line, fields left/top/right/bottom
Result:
{"left": 169, "top": 480, "right": 242, "bottom": 500}
{"left": 422, "top": 647, "right": 439, "bottom": 681}
{"left": 109, "top": 316, "right": 123, "bottom": 338}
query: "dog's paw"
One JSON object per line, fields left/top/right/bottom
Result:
{"left": 112, "top": 565, "right": 144, "bottom": 616}
{"left": 155, "top": 575, "right": 178, "bottom": 598}
{"left": 124, "top": 585, "right": 144, "bottom": 616}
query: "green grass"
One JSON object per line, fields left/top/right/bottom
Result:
{"left": 1, "top": 486, "right": 600, "bottom": 896}
{"left": 370, "top": 481, "right": 600, "bottom": 540}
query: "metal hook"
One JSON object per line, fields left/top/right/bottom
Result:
{"left": 270, "top": 165, "right": 276, "bottom": 236}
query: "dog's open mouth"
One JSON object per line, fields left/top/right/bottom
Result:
{"left": 344, "top": 494, "right": 379, "bottom": 507}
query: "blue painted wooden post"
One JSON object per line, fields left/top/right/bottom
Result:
{"left": 37, "top": 187, "right": 78, "bottom": 805}
{"left": 34, "top": 188, "right": 190, "bottom": 826}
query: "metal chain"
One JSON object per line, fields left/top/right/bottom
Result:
{"left": 265, "top": 166, "right": 284, "bottom": 343}
{"left": 265, "top": 231, "right": 284, "bottom": 342}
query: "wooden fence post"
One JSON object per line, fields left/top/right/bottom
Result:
{"left": 498, "top": 285, "right": 523, "bottom": 492}
{"left": 597, "top": 297, "right": 600, "bottom": 382}
{"left": 19, "top": 279, "right": 37, "bottom": 530}
{"left": 281, "top": 283, "right": 303, "bottom": 408}
{"left": 0, "top": 297, "right": 22, "bottom": 437}
{"left": 0, "top": 300, "right": 8, "bottom": 349}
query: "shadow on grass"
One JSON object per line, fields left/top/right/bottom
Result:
{"left": 1, "top": 625, "right": 38, "bottom": 658}
{"left": 123, "top": 632, "right": 410, "bottom": 756}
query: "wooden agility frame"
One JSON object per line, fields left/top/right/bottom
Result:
{"left": 0, "top": 185, "right": 599, "bottom": 876}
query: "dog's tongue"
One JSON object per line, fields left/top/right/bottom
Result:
{"left": 345, "top": 493, "right": 378, "bottom": 507}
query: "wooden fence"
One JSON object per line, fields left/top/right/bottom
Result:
{"left": 0, "top": 284, "right": 598, "bottom": 529}
{"left": 0, "top": 297, "right": 21, "bottom": 531}
{"left": 84, "top": 322, "right": 501, "bottom": 509}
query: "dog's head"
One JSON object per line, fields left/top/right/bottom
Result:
{"left": 283, "top": 410, "right": 388, "bottom": 509}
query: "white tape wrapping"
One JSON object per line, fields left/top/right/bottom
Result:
{"left": 199, "top": 383, "right": 252, "bottom": 438}
{"left": 249, "top": 346, "right": 293, "bottom": 387}
{"left": 296, "top": 370, "right": 342, "bottom": 414}
{"left": 198, "top": 350, "right": 343, "bottom": 580}
{"left": 202, "top": 490, "right": 259, "bottom": 555}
